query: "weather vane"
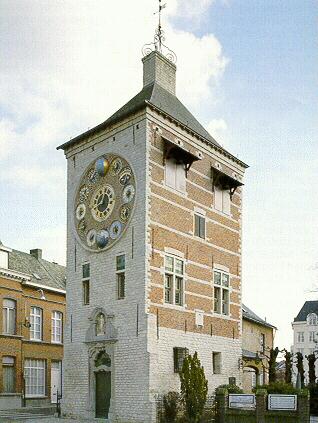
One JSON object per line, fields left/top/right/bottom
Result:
{"left": 142, "top": 0, "right": 177, "bottom": 63}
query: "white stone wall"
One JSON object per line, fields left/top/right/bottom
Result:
{"left": 148, "top": 318, "right": 242, "bottom": 396}
{"left": 62, "top": 115, "right": 154, "bottom": 422}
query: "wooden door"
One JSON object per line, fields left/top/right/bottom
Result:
{"left": 95, "top": 371, "right": 111, "bottom": 418}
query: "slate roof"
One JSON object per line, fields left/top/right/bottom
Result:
{"left": 294, "top": 301, "right": 318, "bottom": 322}
{"left": 57, "top": 82, "right": 247, "bottom": 169}
{"left": 242, "top": 304, "right": 277, "bottom": 329}
{"left": 58, "top": 82, "right": 221, "bottom": 151}
{"left": 8, "top": 249, "right": 66, "bottom": 291}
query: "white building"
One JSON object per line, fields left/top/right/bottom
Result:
{"left": 57, "top": 42, "right": 247, "bottom": 422}
{"left": 291, "top": 301, "right": 318, "bottom": 384}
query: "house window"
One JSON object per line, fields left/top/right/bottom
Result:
{"left": 213, "top": 270, "right": 230, "bottom": 316}
{"left": 116, "top": 255, "right": 125, "bottom": 299}
{"left": 260, "top": 333, "right": 265, "bottom": 353}
{"left": 297, "top": 348, "right": 304, "bottom": 355}
{"left": 165, "top": 158, "right": 186, "bottom": 192}
{"left": 214, "top": 185, "right": 231, "bottom": 215}
{"left": 173, "top": 347, "right": 188, "bottom": 373}
{"left": 30, "top": 307, "right": 42, "bottom": 341}
{"left": 309, "top": 331, "right": 315, "bottom": 343}
{"left": 212, "top": 352, "right": 222, "bottom": 374}
{"left": 308, "top": 313, "right": 318, "bottom": 325}
{"left": 3, "top": 299, "right": 16, "bottom": 334}
{"left": 51, "top": 311, "right": 63, "bottom": 343}
{"left": 82, "top": 263, "right": 90, "bottom": 305}
{"left": 194, "top": 214, "right": 205, "bottom": 239}
{"left": 24, "top": 359, "right": 45, "bottom": 397}
{"left": 3, "top": 356, "right": 15, "bottom": 393}
{"left": 165, "top": 255, "right": 184, "bottom": 306}
{"left": 297, "top": 332, "right": 304, "bottom": 343}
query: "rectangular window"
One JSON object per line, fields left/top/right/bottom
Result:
{"left": 30, "top": 307, "right": 42, "bottom": 341}
{"left": 82, "top": 263, "right": 90, "bottom": 279}
{"left": 260, "top": 333, "right": 265, "bottom": 353}
{"left": 82, "top": 262, "right": 90, "bottom": 305}
{"left": 116, "top": 255, "right": 125, "bottom": 299}
{"left": 165, "top": 158, "right": 186, "bottom": 192}
{"left": 310, "top": 331, "right": 315, "bottom": 342}
{"left": 51, "top": 311, "right": 63, "bottom": 343}
{"left": 83, "top": 281, "right": 90, "bottom": 305}
{"left": 297, "top": 332, "right": 304, "bottom": 343}
{"left": 24, "top": 359, "right": 45, "bottom": 397}
{"left": 213, "top": 270, "right": 230, "bottom": 316}
{"left": 3, "top": 299, "right": 16, "bottom": 334}
{"left": 3, "top": 356, "right": 15, "bottom": 393}
{"left": 165, "top": 255, "right": 184, "bottom": 306}
{"left": 212, "top": 352, "right": 222, "bottom": 374}
{"left": 214, "top": 185, "right": 231, "bottom": 215}
{"left": 173, "top": 347, "right": 188, "bottom": 373}
{"left": 194, "top": 214, "right": 205, "bottom": 239}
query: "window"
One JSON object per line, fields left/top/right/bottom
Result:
{"left": 260, "top": 333, "right": 265, "bottom": 353}
{"left": 24, "top": 359, "right": 45, "bottom": 397}
{"left": 297, "top": 332, "right": 304, "bottom": 343}
{"left": 116, "top": 255, "right": 125, "bottom": 299}
{"left": 3, "top": 299, "right": 16, "bottom": 334}
{"left": 297, "top": 348, "right": 304, "bottom": 355}
{"left": 30, "top": 307, "right": 42, "bottom": 341}
{"left": 51, "top": 311, "right": 63, "bottom": 343}
{"left": 194, "top": 214, "right": 205, "bottom": 239}
{"left": 214, "top": 185, "right": 231, "bottom": 215}
{"left": 309, "top": 331, "right": 315, "bottom": 343}
{"left": 82, "top": 263, "right": 90, "bottom": 305}
{"left": 165, "top": 255, "right": 184, "bottom": 306}
{"left": 165, "top": 158, "right": 186, "bottom": 192}
{"left": 212, "top": 352, "right": 222, "bottom": 374}
{"left": 3, "top": 356, "right": 15, "bottom": 393}
{"left": 213, "top": 270, "right": 230, "bottom": 316}
{"left": 173, "top": 347, "right": 188, "bottom": 373}
{"left": 308, "top": 313, "right": 318, "bottom": 325}
{"left": 83, "top": 281, "right": 90, "bottom": 305}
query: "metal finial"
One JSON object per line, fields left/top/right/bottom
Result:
{"left": 142, "top": 0, "right": 177, "bottom": 63}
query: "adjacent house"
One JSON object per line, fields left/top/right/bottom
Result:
{"left": 291, "top": 301, "right": 318, "bottom": 384}
{"left": 242, "top": 304, "right": 276, "bottom": 392}
{"left": 0, "top": 242, "right": 65, "bottom": 409}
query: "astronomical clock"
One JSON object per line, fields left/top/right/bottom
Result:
{"left": 74, "top": 154, "right": 136, "bottom": 252}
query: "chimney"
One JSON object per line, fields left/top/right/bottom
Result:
{"left": 30, "top": 249, "right": 42, "bottom": 260}
{"left": 142, "top": 50, "right": 176, "bottom": 95}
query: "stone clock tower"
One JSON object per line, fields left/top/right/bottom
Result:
{"left": 58, "top": 44, "right": 247, "bottom": 422}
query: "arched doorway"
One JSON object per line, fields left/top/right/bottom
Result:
{"left": 94, "top": 351, "right": 111, "bottom": 418}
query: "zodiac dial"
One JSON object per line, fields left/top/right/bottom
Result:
{"left": 74, "top": 154, "right": 136, "bottom": 251}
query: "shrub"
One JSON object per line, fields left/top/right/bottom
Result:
{"left": 253, "top": 382, "right": 301, "bottom": 395}
{"left": 179, "top": 352, "right": 208, "bottom": 423}
{"left": 217, "top": 384, "right": 243, "bottom": 394}
{"left": 162, "top": 392, "right": 180, "bottom": 423}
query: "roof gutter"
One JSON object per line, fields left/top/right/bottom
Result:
{"left": 22, "top": 280, "right": 66, "bottom": 295}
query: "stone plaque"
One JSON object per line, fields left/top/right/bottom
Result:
{"left": 268, "top": 394, "right": 297, "bottom": 411}
{"left": 229, "top": 394, "right": 256, "bottom": 409}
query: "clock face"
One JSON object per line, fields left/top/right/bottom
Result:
{"left": 74, "top": 154, "right": 136, "bottom": 251}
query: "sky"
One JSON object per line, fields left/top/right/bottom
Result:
{"left": 0, "top": 0, "right": 317, "bottom": 350}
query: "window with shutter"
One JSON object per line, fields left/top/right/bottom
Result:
{"left": 194, "top": 214, "right": 205, "bottom": 239}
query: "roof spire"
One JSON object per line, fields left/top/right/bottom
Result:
{"left": 142, "top": 0, "right": 177, "bottom": 63}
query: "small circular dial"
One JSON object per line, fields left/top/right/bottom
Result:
{"left": 73, "top": 154, "right": 136, "bottom": 252}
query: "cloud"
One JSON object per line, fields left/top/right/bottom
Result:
{"left": 206, "top": 118, "right": 228, "bottom": 145}
{"left": 0, "top": 1, "right": 228, "bottom": 261}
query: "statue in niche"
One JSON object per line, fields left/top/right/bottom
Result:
{"left": 95, "top": 313, "right": 106, "bottom": 336}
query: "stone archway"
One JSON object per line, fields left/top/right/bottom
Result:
{"left": 88, "top": 345, "right": 114, "bottom": 420}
